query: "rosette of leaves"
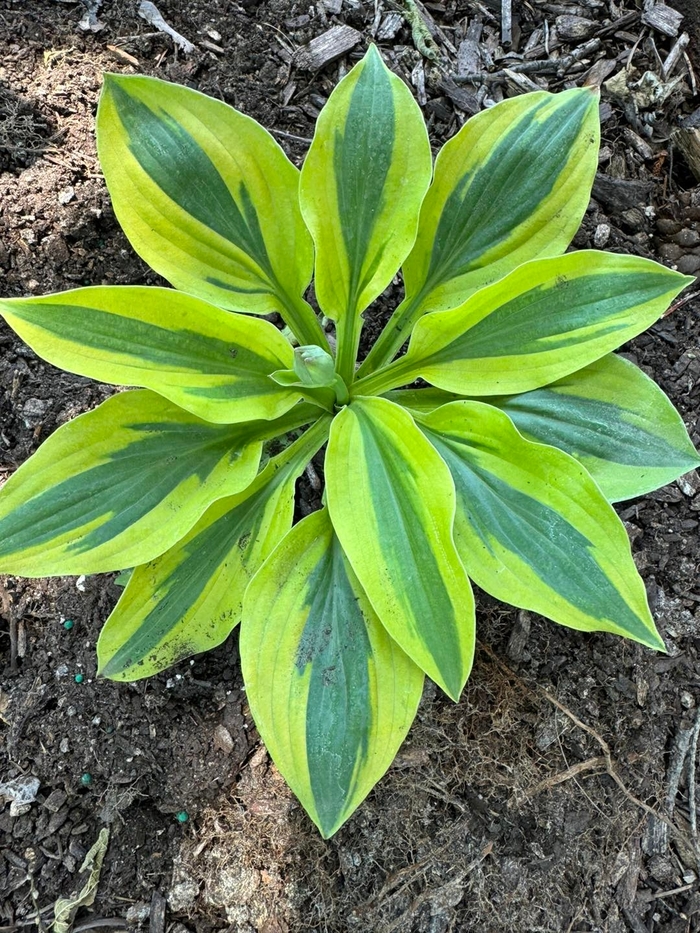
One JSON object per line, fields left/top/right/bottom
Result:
{"left": 0, "top": 46, "right": 697, "bottom": 837}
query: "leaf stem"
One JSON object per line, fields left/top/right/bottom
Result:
{"left": 351, "top": 358, "right": 414, "bottom": 397}
{"left": 278, "top": 290, "right": 330, "bottom": 352}
{"left": 356, "top": 291, "right": 424, "bottom": 377}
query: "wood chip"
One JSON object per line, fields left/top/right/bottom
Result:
{"left": 673, "top": 123, "right": 700, "bottom": 184}
{"left": 376, "top": 12, "right": 404, "bottom": 41}
{"left": 106, "top": 44, "right": 140, "bottom": 67}
{"left": 641, "top": 0, "right": 683, "bottom": 37}
{"left": 440, "top": 77, "right": 480, "bottom": 114}
{"left": 555, "top": 14, "right": 597, "bottom": 40}
{"left": 662, "top": 31, "right": 689, "bottom": 78}
{"left": 149, "top": 891, "right": 167, "bottom": 933}
{"left": 294, "top": 25, "right": 361, "bottom": 71}
{"left": 456, "top": 19, "right": 482, "bottom": 75}
{"left": 592, "top": 173, "right": 654, "bottom": 211}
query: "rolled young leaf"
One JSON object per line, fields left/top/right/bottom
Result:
{"left": 485, "top": 354, "right": 700, "bottom": 502}
{"left": 0, "top": 286, "right": 304, "bottom": 424}
{"left": 98, "top": 417, "right": 331, "bottom": 681}
{"left": 355, "top": 252, "right": 691, "bottom": 397}
{"left": 0, "top": 390, "right": 262, "bottom": 576}
{"left": 241, "top": 507, "right": 424, "bottom": 838}
{"left": 97, "top": 74, "right": 326, "bottom": 348}
{"left": 360, "top": 87, "right": 600, "bottom": 374}
{"left": 325, "top": 396, "right": 475, "bottom": 700}
{"left": 299, "top": 45, "right": 432, "bottom": 382}
{"left": 418, "top": 401, "right": 664, "bottom": 650}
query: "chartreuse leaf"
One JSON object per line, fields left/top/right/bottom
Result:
{"left": 97, "top": 74, "right": 326, "bottom": 348}
{"left": 0, "top": 286, "right": 305, "bottom": 424}
{"left": 325, "top": 396, "right": 474, "bottom": 700}
{"left": 418, "top": 401, "right": 664, "bottom": 650}
{"left": 97, "top": 418, "right": 331, "bottom": 681}
{"left": 299, "top": 45, "right": 432, "bottom": 383}
{"left": 486, "top": 354, "right": 700, "bottom": 502}
{"left": 0, "top": 390, "right": 263, "bottom": 576}
{"left": 360, "top": 87, "right": 600, "bottom": 374}
{"left": 356, "top": 252, "right": 691, "bottom": 398}
{"left": 241, "top": 508, "right": 424, "bottom": 838}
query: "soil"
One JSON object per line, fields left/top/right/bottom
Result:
{"left": 1, "top": 1, "right": 700, "bottom": 932}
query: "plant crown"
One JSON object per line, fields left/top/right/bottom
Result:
{"left": 0, "top": 46, "right": 697, "bottom": 837}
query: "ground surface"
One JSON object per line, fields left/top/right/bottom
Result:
{"left": 1, "top": 0, "right": 700, "bottom": 931}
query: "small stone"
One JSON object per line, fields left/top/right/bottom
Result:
{"left": 555, "top": 14, "right": 597, "bottom": 39}
{"left": 594, "top": 223, "right": 611, "bottom": 248}
{"left": 678, "top": 471, "right": 700, "bottom": 496}
{"left": 21, "top": 397, "right": 49, "bottom": 428}
{"left": 676, "top": 254, "right": 700, "bottom": 275}
{"left": 213, "top": 724, "right": 234, "bottom": 755}
{"left": 60, "top": 738, "right": 70, "bottom": 754}
{"left": 656, "top": 217, "right": 682, "bottom": 235}
{"left": 58, "top": 186, "right": 75, "bottom": 205}
{"left": 658, "top": 242, "right": 683, "bottom": 262}
{"left": 673, "top": 228, "right": 700, "bottom": 248}
{"left": 680, "top": 691, "right": 695, "bottom": 708}
{"left": 126, "top": 903, "right": 150, "bottom": 924}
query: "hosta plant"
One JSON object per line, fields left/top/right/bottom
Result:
{"left": 1, "top": 46, "right": 698, "bottom": 837}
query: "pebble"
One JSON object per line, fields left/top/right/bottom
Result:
{"left": 680, "top": 691, "right": 695, "bottom": 708}
{"left": 58, "top": 186, "right": 75, "bottom": 205}
{"left": 673, "top": 227, "right": 700, "bottom": 247}
{"left": 593, "top": 223, "right": 611, "bottom": 248}
{"left": 676, "top": 254, "right": 700, "bottom": 275}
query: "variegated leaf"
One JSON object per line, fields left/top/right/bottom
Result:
{"left": 241, "top": 508, "right": 424, "bottom": 838}
{"left": 356, "top": 252, "right": 691, "bottom": 398}
{"left": 486, "top": 354, "right": 700, "bottom": 501}
{"left": 360, "top": 87, "right": 600, "bottom": 374}
{"left": 326, "top": 396, "right": 475, "bottom": 700}
{"left": 98, "top": 74, "right": 326, "bottom": 347}
{"left": 0, "top": 286, "right": 304, "bottom": 424}
{"left": 419, "top": 401, "right": 664, "bottom": 649}
{"left": 0, "top": 390, "right": 263, "bottom": 576}
{"left": 299, "top": 45, "right": 432, "bottom": 382}
{"left": 97, "top": 418, "right": 331, "bottom": 680}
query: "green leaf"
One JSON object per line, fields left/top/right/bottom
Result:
{"left": 0, "top": 286, "right": 304, "bottom": 424}
{"left": 0, "top": 390, "right": 262, "bottom": 576}
{"left": 240, "top": 508, "right": 424, "bottom": 838}
{"left": 360, "top": 87, "right": 601, "bottom": 374}
{"left": 419, "top": 401, "right": 664, "bottom": 650}
{"left": 486, "top": 354, "right": 700, "bottom": 502}
{"left": 326, "top": 396, "right": 475, "bottom": 700}
{"left": 97, "top": 418, "right": 331, "bottom": 681}
{"left": 97, "top": 73, "right": 326, "bottom": 348}
{"left": 299, "top": 45, "right": 432, "bottom": 382}
{"left": 356, "top": 252, "right": 691, "bottom": 397}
